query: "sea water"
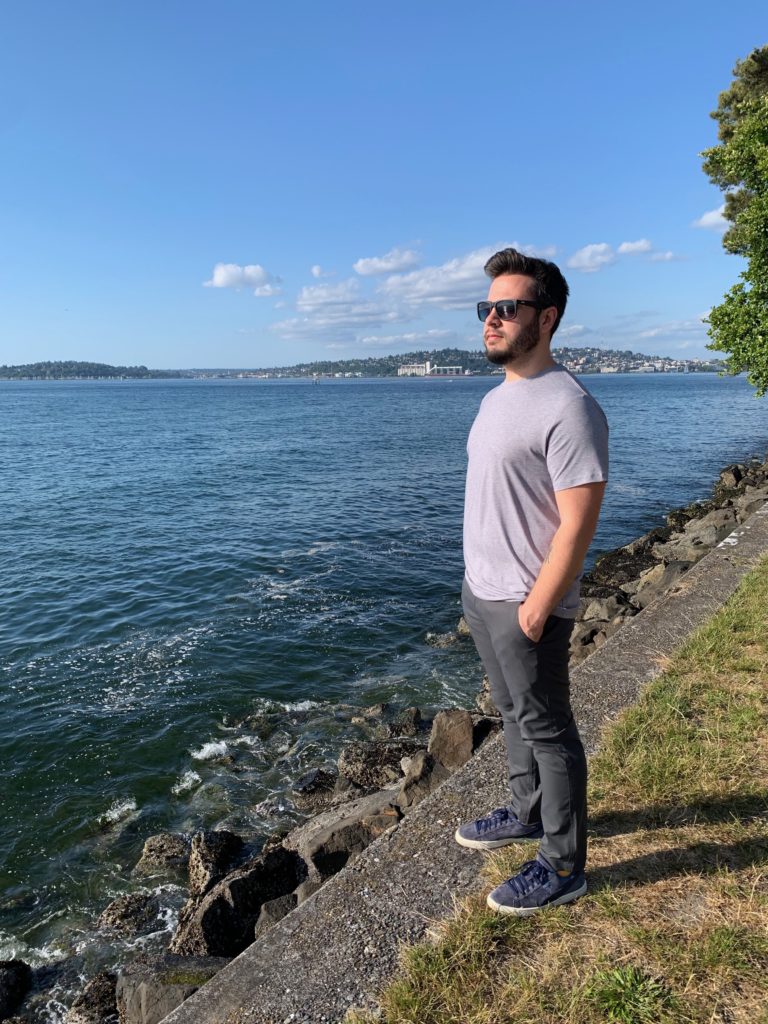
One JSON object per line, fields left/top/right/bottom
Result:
{"left": 1, "top": 373, "right": 766, "bottom": 1016}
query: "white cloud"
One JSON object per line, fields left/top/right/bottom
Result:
{"left": 353, "top": 247, "right": 421, "bottom": 276}
{"left": 618, "top": 239, "right": 652, "bottom": 255}
{"left": 638, "top": 316, "right": 707, "bottom": 339}
{"left": 649, "top": 251, "right": 677, "bottom": 262}
{"left": 311, "top": 264, "right": 334, "bottom": 278}
{"left": 204, "top": 262, "right": 282, "bottom": 295}
{"left": 557, "top": 324, "right": 589, "bottom": 339}
{"left": 378, "top": 247, "right": 493, "bottom": 309}
{"left": 273, "top": 278, "right": 405, "bottom": 341}
{"left": 692, "top": 205, "right": 727, "bottom": 231}
{"left": 567, "top": 243, "right": 616, "bottom": 273}
{"left": 357, "top": 329, "right": 455, "bottom": 348}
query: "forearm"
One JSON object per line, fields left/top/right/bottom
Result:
{"left": 524, "top": 526, "right": 593, "bottom": 625}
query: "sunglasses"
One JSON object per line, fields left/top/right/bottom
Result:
{"left": 477, "top": 299, "right": 543, "bottom": 322}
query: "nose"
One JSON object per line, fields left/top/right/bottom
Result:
{"left": 484, "top": 303, "right": 501, "bottom": 325}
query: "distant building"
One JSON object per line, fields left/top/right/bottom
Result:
{"left": 398, "top": 360, "right": 431, "bottom": 377}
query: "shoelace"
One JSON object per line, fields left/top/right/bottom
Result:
{"left": 505, "top": 859, "right": 550, "bottom": 898}
{"left": 476, "top": 808, "right": 510, "bottom": 833}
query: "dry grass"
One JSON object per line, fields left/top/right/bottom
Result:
{"left": 349, "top": 556, "right": 768, "bottom": 1024}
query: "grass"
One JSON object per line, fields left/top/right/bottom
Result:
{"left": 348, "top": 556, "right": 768, "bottom": 1024}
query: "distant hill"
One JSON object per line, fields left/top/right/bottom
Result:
{"left": 0, "top": 361, "right": 182, "bottom": 380}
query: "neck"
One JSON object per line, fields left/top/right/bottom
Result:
{"left": 503, "top": 341, "right": 557, "bottom": 383}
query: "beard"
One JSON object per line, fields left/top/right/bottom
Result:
{"left": 484, "top": 319, "right": 540, "bottom": 366}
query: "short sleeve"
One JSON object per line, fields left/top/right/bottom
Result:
{"left": 546, "top": 395, "right": 609, "bottom": 492}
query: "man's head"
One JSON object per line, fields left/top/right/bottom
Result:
{"left": 479, "top": 248, "right": 569, "bottom": 368}
{"left": 483, "top": 248, "right": 569, "bottom": 335}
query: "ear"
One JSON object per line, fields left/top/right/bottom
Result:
{"left": 539, "top": 305, "right": 558, "bottom": 335}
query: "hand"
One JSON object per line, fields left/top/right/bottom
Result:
{"left": 517, "top": 602, "right": 545, "bottom": 643}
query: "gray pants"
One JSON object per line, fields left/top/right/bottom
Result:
{"left": 461, "top": 579, "right": 587, "bottom": 874}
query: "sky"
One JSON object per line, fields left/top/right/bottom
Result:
{"left": 1, "top": 2, "right": 765, "bottom": 369}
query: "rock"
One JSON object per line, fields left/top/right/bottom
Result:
{"left": 428, "top": 709, "right": 473, "bottom": 771}
{"left": 579, "top": 593, "right": 630, "bottom": 622}
{"left": 582, "top": 540, "right": 661, "bottom": 593}
{"left": 115, "top": 954, "right": 228, "bottom": 1024}
{"left": 570, "top": 620, "right": 601, "bottom": 649}
{"left": 388, "top": 707, "right": 423, "bottom": 738}
{"left": 291, "top": 767, "right": 338, "bottom": 812}
{"left": 254, "top": 894, "right": 297, "bottom": 938}
{"left": 456, "top": 615, "right": 472, "bottom": 637}
{"left": 471, "top": 714, "right": 503, "bottom": 749}
{"left": 425, "top": 631, "right": 459, "bottom": 648}
{"left": 396, "top": 751, "right": 451, "bottom": 810}
{"left": 682, "top": 506, "right": 737, "bottom": 543}
{"left": 97, "top": 893, "right": 160, "bottom": 936}
{"left": 719, "top": 464, "right": 743, "bottom": 489}
{"left": 0, "top": 960, "right": 32, "bottom": 1021}
{"left": 188, "top": 830, "right": 244, "bottom": 898}
{"left": 65, "top": 971, "right": 117, "bottom": 1024}
{"left": 169, "top": 846, "right": 307, "bottom": 958}
{"left": 628, "top": 560, "right": 692, "bottom": 610}
{"left": 337, "top": 738, "right": 423, "bottom": 788}
{"left": 282, "top": 789, "right": 401, "bottom": 885}
{"left": 475, "top": 675, "right": 499, "bottom": 717}
{"left": 332, "top": 774, "right": 369, "bottom": 800}
{"left": 133, "top": 833, "right": 190, "bottom": 877}
{"left": 652, "top": 535, "right": 709, "bottom": 564}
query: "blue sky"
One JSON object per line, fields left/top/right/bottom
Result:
{"left": 1, "top": 2, "right": 764, "bottom": 369}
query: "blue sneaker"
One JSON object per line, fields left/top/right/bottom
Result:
{"left": 487, "top": 853, "right": 587, "bottom": 915}
{"left": 454, "top": 806, "right": 544, "bottom": 850}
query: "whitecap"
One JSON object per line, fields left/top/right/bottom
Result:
{"left": 190, "top": 740, "right": 228, "bottom": 761}
{"left": 98, "top": 797, "right": 138, "bottom": 827}
{"left": 282, "top": 699, "right": 319, "bottom": 712}
{"left": 171, "top": 770, "right": 202, "bottom": 795}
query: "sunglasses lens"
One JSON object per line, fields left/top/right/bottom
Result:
{"left": 496, "top": 301, "right": 517, "bottom": 321}
{"left": 477, "top": 302, "right": 492, "bottom": 321}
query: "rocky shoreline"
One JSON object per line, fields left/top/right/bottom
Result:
{"left": 3, "top": 455, "right": 768, "bottom": 1024}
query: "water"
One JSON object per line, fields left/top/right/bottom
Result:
{"left": 1, "top": 373, "right": 766, "bottom": 1016}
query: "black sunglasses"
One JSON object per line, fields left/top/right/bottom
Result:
{"left": 477, "top": 299, "right": 543, "bottom": 322}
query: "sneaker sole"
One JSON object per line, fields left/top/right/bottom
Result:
{"left": 454, "top": 828, "right": 543, "bottom": 850}
{"left": 486, "top": 879, "right": 588, "bottom": 916}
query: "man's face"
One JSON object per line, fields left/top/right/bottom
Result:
{"left": 482, "top": 273, "right": 541, "bottom": 366}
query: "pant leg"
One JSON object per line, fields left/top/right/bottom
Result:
{"left": 461, "top": 579, "right": 541, "bottom": 824}
{"left": 462, "top": 580, "right": 587, "bottom": 874}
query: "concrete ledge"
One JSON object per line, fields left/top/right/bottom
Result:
{"left": 161, "top": 503, "right": 768, "bottom": 1024}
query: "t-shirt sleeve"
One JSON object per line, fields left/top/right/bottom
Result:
{"left": 546, "top": 394, "right": 609, "bottom": 491}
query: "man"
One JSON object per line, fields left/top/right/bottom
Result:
{"left": 456, "top": 247, "right": 608, "bottom": 916}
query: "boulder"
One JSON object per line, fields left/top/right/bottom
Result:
{"left": 187, "top": 830, "right": 244, "bottom": 898}
{"left": 282, "top": 789, "right": 401, "bottom": 884}
{"left": 719, "top": 464, "right": 743, "bottom": 489}
{"left": 475, "top": 675, "right": 499, "bottom": 717}
{"left": 456, "top": 615, "right": 471, "bottom": 637}
{"left": 337, "top": 738, "right": 423, "bottom": 788}
{"left": 0, "top": 960, "right": 32, "bottom": 1020}
{"left": 97, "top": 893, "right": 160, "bottom": 937}
{"left": 133, "top": 833, "right": 190, "bottom": 877}
{"left": 627, "top": 560, "right": 692, "bottom": 610}
{"left": 254, "top": 894, "right": 297, "bottom": 938}
{"left": 579, "top": 593, "right": 630, "bottom": 622}
{"left": 569, "top": 620, "right": 601, "bottom": 650}
{"left": 169, "top": 846, "right": 307, "bottom": 958}
{"left": 471, "top": 714, "right": 503, "bottom": 749}
{"left": 388, "top": 707, "right": 423, "bottom": 738}
{"left": 115, "top": 955, "right": 228, "bottom": 1024}
{"left": 682, "top": 506, "right": 737, "bottom": 544}
{"left": 291, "top": 767, "right": 338, "bottom": 812}
{"left": 652, "top": 534, "right": 710, "bottom": 565}
{"left": 428, "top": 709, "right": 474, "bottom": 771}
{"left": 396, "top": 751, "right": 451, "bottom": 810}
{"left": 65, "top": 971, "right": 117, "bottom": 1024}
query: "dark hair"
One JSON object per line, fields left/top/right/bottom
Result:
{"left": 484, "top": 248, "right": 569, "bottom": 335}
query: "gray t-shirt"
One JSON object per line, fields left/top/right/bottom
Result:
{"left": 463, "top": 364, "right": 609, "bottom": 617}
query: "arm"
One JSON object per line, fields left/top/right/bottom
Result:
{"left": 518, "top": 481, "right": 606, "bottom": 642}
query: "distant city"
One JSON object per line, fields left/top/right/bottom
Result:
{"left": 0, "top": 348, "right": 726, "bottom": 381}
